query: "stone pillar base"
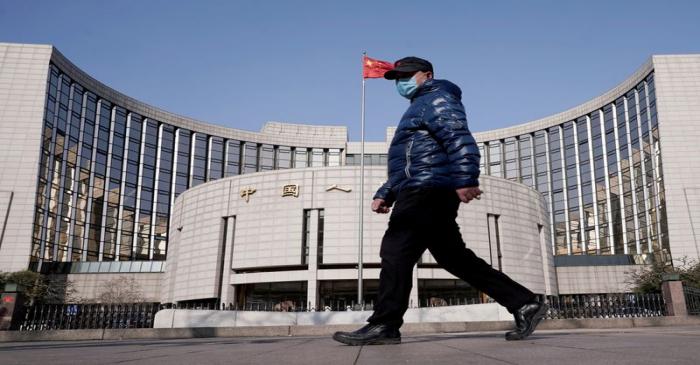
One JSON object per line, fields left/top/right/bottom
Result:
{"left": 661, "top": 280, "right": 687, "bottom": 316}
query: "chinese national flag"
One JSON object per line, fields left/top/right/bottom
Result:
{"left": 363, "top": 56, "right": 394, "bottom": 79}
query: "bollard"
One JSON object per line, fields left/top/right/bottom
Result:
{"left": 661, "top": 274, "right": 687, "bottom": 316}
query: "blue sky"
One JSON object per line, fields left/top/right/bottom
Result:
{"left": 2, "top": 0, "right": 700, "bottom": 141}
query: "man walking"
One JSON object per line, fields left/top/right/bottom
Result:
{"left": 333, "top": 57, "right": 546, "bottom": 345}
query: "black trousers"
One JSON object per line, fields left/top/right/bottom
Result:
{"left": 366, "top": 187, "right": 536, "bottom": 328}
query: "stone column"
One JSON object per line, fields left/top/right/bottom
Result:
{"left": 661, "top": 276, "right": 688, "bottom": 316}
{"left": 221, "top": 283, "right": 236, "bottom": 308}
{"left": 219, "top": 216, "right": 236, "bottom": 306}
{"left": 409, "top": 264, "right": 419, "bottom": 308}
{"left": 306, "top": 210, "right": 319, "bottom": 311}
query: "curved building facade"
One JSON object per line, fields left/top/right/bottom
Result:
{"left": 161, "top": 168, "right": 554, "bottom": 306}
{"left": 1, "top": 43, "right": 699, "bottom": 303}
{"left": 477, "top": 70, "right": 667, "bottom": 261}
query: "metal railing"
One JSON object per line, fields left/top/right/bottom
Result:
{"left": 684, "top": 286, "right": 700, "bottom": 315}
{"left": 19, "top": 303, "right": 161, "bottom": 331}
{"left": 543, "top": 293, "right": 666, "bottom": 319}
{"left": 15, "top": 292, "right": 670, "bottom": 331}
{"left": 170, "top": 293, "right": 667, "bottom": 319}
{"left": 169, "top": 301, "right": 355, "bottom": 312}
{"left": 168, "top": 297, "right": 487, "bottom": 312}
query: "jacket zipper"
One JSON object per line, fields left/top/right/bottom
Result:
{"left": 405, "top": 138, "right": 414, "bottom": 178}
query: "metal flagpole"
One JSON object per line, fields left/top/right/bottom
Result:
{"left": 358, "top": 51, "right": 366, "bottom": 307}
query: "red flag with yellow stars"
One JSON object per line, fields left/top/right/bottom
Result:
{"left": 363, "top": 56, "right": 393, "bottom": 79}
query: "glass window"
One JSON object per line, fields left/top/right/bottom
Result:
{"left": 518, "top": 135, "right": 532, "bottom": 185}
{"left": 534, "top": 131, "right": 547, "bottom": 155}
{"left": 260, "top": 144, "right": 274, "bottom": 171}
{"left": 142, "top": 121, "right": 158, "bottom": 165}
{"left": 616, "top": 98, "right": 630, "bottom": 167}
{"left": 627, "top": 90, "right": 641, "bottom": 157}
{"left": 638, "top": 82, "right": 650, "bottom": 139}
{"left": 302, "top": 209, "right": 311, "bottom": 265}
{"left": 112, "top": 107, "right": 127, "bottom": 157}
{"left": 94, "top": 151, "right": 107, "bottom": 177}
{"left": 563, "top": 122, "right": 576, "bottom": 168}
{"left": 243, "top": 142, "right": 258, "bottom": 173}
{"left": 533, "top": 131, "right": 549, "bottom": 193}
{"left": 130, "top": 261, "right": 143, "bottom": 273}
{"left": 209, "top": 137, "right": 224, "bottom": 180}
{"left": 490, "top": 163, "right": 502, "bottom": 177}
{"left": 154, "top": 213, "right": 168, "bottom": 238}
{"left": 311, "top": 148, "right": 324, "bottom": 167}
{"left": 158, "top": 125, "right": 175, "bottom": 195}
{"left": 126, "top": 114, "right": 142, "bottom": 169}
{"left": 346, "top": 154, "right": 357, "bottom": 166}
{"left": 648, "top": 74, "right": 658, "bottom": 128}
{"left": 225, "top": 139, "right": 241, "bottom": 176}
{"left": 191, "top": 133, "right": 208, "bottom": 186}
{"left": 277, "top": 146, "right": 292, "bottom": 169}
{"left": 548, "top": 127, "right": 563, "bottom": 191}
{"left": 488, "top": 141, "right": 502, "bottom": 177}
{"left": 327, "top": 149, "right": 341, "bottom": 167}
{"left": 604, "top": 104, "right": 618, "bottom": 172}
{"left": 152, "top": 261, "right": 164, "bottom": 272}
{"left": 80, "top": 93, "right": 97, "bottom": 169}
{"left": 190, "top": 158, "right": 205, "bottom": 187}
{"left": 156, "top": 191, "right": 170, "bottom": 214}
{"left": 294, "top": 148, "right": 308, "bottom": 168}
{"left": 504, "top": 138, "right": 517, "bottom": 160}
{"left": 343, "top": 153, "right": 386, "bottom": 166}
{"left": 142, "top": 165, "right": 155, "bottom": 191}
{"left": 109, "top": 156, "right": 123, "bottom": 181}
{"left": 174, "top": 129, "right": 191, "bottom": 196}
{"left": 488, "top": 142, "right": 501, "bottom": 163}
{"left": 317, "top": 209, "right": 325, "bottom": 264}
{"left": 118, "top": 261, "right": 132, "bottom": 273}
{"left": 504, "top": 138, "right": 517, "bottom": 180}
{"left": 96, "top": 102, "right": 111, "bottom": 153}
{"left": 153, "top": 238, "right": 167, "bottom": 261}
{"left": 120, "top": 232, "right": 133, "bottom": 261}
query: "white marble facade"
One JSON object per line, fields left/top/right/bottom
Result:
{"left": 160, "top": 166, "right": 556, "bottom": 304}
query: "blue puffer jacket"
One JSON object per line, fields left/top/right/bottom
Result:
{"left": 373, "top": 79, "right": 481, "bottom": 204}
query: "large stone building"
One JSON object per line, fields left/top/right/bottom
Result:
{"left": 1, "top": 43, "right": 699, "bottom": 308}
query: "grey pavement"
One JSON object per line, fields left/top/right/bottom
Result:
{"left": 2, "top": 326, "right": 700, "bottom": 365}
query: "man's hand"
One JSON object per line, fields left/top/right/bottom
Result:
{"left": 371, "top": 198, "right": 392, "bottom": 214}
{"left": 456, "top": 187, "right": 483, "bottom": 204}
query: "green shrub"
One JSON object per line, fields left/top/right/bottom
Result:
{"left": 0, "top": 270, "right": 76, "bottom": 304}
{"left": 628, "top": 257, "right": 700, "bottom": 293}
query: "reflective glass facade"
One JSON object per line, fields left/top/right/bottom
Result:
{"left": 477, "top": 73, "right": 669, "bottom": 259}
{"left": 30, "top": 64, "right": 343, "bottom": 268}
{"left": 30, "top": 62, "right": 668, "bottom": 270}
{"left": 345, "top": 154, "right": 388, "bottom": 166}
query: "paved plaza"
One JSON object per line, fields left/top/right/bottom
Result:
{"left": 1, "top": 326, "right": 700, "bottom": 364}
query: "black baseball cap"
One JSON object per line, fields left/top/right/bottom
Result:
{"left": 384, "top": 57, "right": 434, "bottom": 80}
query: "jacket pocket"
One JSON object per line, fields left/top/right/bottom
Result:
{"left": 404, "top": 137, "right": 414, "bottom": 178}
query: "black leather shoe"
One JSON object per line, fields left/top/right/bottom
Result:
{"left": 505, "top": 302, "right": 547, "bottom": 341}
{"left": 332, "top": 323, "right": 401, "bottom": 346}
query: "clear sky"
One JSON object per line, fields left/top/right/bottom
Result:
{"left": 2, "top": 0, "right": 700, "bottom": 141}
